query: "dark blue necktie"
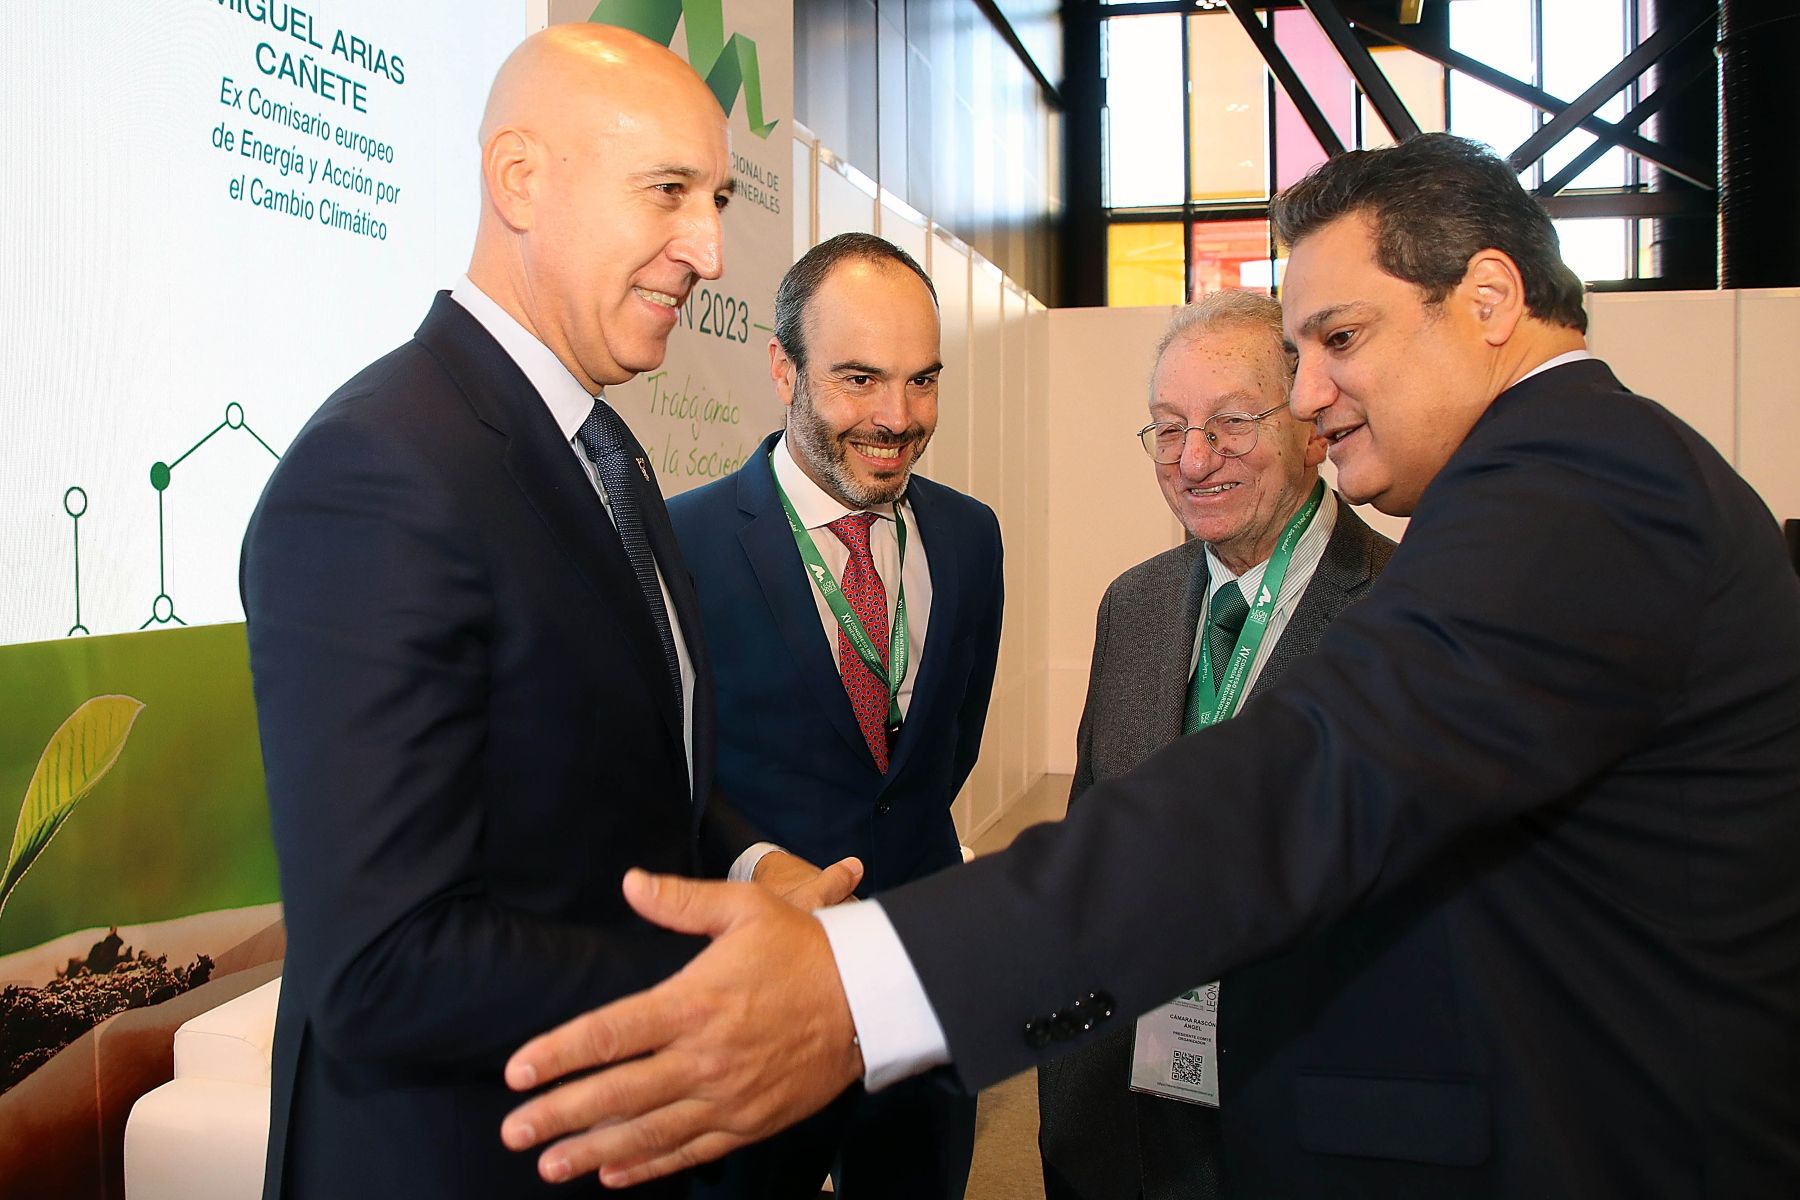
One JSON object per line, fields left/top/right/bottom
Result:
{"left": 575, "top": 397, "right": 682, "bottom": 709}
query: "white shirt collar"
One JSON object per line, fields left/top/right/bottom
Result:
{"left": 449, "top": 275, "right": 597, "bottom": 442}
{"left": 771, "top": 433, "right": 901, "bottom": 530}
{"left": 1513, "top": 347, "right": 1594, "bottom": 388}
{"left": 1204, "top": 483, "right": 1337, "bottom": 598}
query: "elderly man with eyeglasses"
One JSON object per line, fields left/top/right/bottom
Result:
{"left": 1035, "top": 288, "right": 1395, "bottom": 1200}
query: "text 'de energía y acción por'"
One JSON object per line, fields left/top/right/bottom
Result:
{"left": 203, "top": 3, "right": 410, "bottom": 244}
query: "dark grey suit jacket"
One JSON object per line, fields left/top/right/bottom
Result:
{"left": 1038, "top": 497, "right": 1394, "bottom": 1200}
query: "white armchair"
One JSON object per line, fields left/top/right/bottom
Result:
{"left": 123, "top": 976, "right": 280, "bottom": 1200}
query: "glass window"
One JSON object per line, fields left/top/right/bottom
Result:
{"left": 1109, "top": 222, "right": 1185, "bottom": 307}
{"left": 1272, "top": 8, "right": 1355, "bottom": 192}
{"left": 1189, "top": 219, "right": 1273, "bottom": 297}
{"left": 1541, "top": 0, "right": 1631, "bottom": 189}
{"left": 1360, "top": 47, "right": 1446, "bottom": 150}
{"left": 1554, "top": 217, "right": 1630, "bottom": 281}
{"left": 1451, "top": 0, "right": 1534, "bottom": 80}
{"left": 1104, "top": 16, "right": 1185, "bottom": 208}
{"left": 1448, "top": 0, "right": 1536, "bottom": 166}
{"left": 1188, "top": 12, "right": 1269, "bottom": 203}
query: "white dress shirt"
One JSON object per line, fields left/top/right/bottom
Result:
{"left": 1188, "top": 486, "right": 1338, "bottom": 696}
{"left": 769, "top": 433, "right": 934, "bottom": 719}
{"left": 1514, "top": 348, "right": 1594, "bottom": 385}
{"left": 450, "top": 278, "right": 766, "bottom": 881}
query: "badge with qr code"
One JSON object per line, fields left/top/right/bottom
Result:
{"left": 1129, "top": 980, "right": 1221, "bottom": 1107}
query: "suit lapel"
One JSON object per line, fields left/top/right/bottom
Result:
{"left": 413, "top": 295, "right": 685, "bottom": 759}
{"left": 1152, "top": 541, "right": 1211, "bottom": 749}
{"left": 736, "top": 436, "right": 873, "bottom": 765}
{"left": 884, "top": 478, "right": 954, "bottom": 781}
{"left": 1259, "top": 497, "right": 1377, "bottom": 688}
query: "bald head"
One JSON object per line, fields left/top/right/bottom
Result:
{"left": 477, "top": 24, "right": 721, "bottom": 157}
{"left": 468, "top": 23, "right": 734, "bottom": 393}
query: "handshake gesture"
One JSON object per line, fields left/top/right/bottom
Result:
{"left": 501, "top": 857, "right": 867, "bottom": 1188}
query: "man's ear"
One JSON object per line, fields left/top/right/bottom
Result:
{"left": 1462, "top": 248, "right": 1526, "bottom": 346}
{"left": 483, "top": 128, "right": 536, "bottom": 232}
{"left": 769, "top": 337, "right": 797, "bottom": 408}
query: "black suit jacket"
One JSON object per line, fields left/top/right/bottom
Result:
{"left": 885, "top": 361, "right": 1800, "bottom": 1196}
{"left": 241, "top": 293, "right": 758, "bottom": 1199}
{"left": 667, "top": 431, "right": 1004, "bottom": 893}
{"left": 1038, "top": 499, "right": 1393, "bottom": 1200}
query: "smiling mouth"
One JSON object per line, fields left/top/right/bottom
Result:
{"left": 1187, "top": 481, "right": 1239, "bottom": 496}
{"left": 1325, "top": 425, "right": 1361, "bottom": 445}
{"left": 633, "top": 287, "right": 682, "bottom": 308}
{"left": 850, "top": 440, "right": 906, "bottom": 463}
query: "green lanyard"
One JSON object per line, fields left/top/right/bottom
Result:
{"left": 1189, "top": 478, "right": 1325, "bottom": 730}
{"left": 771, "top": 455, "right": 910, "bottom": 734}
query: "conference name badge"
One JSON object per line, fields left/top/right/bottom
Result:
{"left": 1129, "top": 981, "right": 1220, "bottom": 1107}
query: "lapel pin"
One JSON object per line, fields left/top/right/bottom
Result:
{"left": 635, "top": 457, "right": 649, "bottom": 481}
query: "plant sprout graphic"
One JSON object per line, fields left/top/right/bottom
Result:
{"left": 0, "top": 696, "right": 145, "bottom": 922}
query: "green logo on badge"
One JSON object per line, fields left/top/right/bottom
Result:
{"left": 590, "top": 0, "right": 780, "bottom": 138}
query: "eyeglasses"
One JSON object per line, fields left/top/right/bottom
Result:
{"left": 1137, "top": 402, "right": 1289, "bottom": 464}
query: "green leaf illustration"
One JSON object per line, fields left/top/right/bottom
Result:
{"left": 0, "top": 694, "right": 145, "bottom": 919}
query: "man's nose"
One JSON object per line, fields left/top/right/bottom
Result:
{"left": 671, "top": 205, "right": 724, "bottom": 280}
{"left": 1178, "top": 426, "right": 1222, "bottom": 475}
{"left": 869, "top": 381, "right": 911, "bottom": 431}
{"left": 1289, "top": 353, "right": 1334, "bottom": 422}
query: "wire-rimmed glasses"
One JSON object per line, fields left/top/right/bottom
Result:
{"left": 1137, "top": 402, "right": 1289, "bottom": 463}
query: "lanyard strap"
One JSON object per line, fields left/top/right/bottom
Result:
{"left": 1190, "top": 478, "right": 1325, "bottom": 729}
{"left": 771, "top": 456, "right": 910, "bottom": 732}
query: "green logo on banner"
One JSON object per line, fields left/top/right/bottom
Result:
{"left": 590, "top": 0, "right": 780, "bottom": 138}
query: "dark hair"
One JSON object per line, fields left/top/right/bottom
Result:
{"left": 1270, "top": 133, "right": 1588, "bottom": 333}
{"left": 774, "top": 232, "right": 938, "bottom": 369}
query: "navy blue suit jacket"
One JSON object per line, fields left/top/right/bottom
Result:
{"left": 884, "top": 361, "right": 1800, "bottom": 1196}
{"left": 668, "top": 431, "right": 1003, "bottom": 893}
{"left": 241, "top": 293, "right": 757, "bottom": 1199}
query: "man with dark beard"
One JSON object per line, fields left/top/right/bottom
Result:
{"left": 666, "top": 232, "right": 1003, "bottom": 1200}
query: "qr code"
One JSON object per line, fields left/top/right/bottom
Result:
{"left": 1170, "top": 1050, "right": 1207, "bottom": 1086}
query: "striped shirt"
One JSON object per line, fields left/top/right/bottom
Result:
{"left": 1186, "top": 485, "right": 1339, "bottom": 700}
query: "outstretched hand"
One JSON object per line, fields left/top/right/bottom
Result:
{"left": 751, "top": 850, "right": 863, "bottom": 910}
{"left": 500, "top": 869, "right": 864, "bottom": 1188}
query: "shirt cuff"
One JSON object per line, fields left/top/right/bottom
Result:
{"left": 727, "top": 841, "right": 784, "bottom": 883}
{"left": 814, "top": 899, "right": 952, "bottom": 1091}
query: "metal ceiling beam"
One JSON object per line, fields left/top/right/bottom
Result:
{"left": 1506, "top": 11, "right": 1711, "bottom": 173}
{"left": 1536, "top": 190, "right": 1709, "bottom": 219}
{"left": 1223, "top": 0, "right": 1348, "bottom": 157}
{"left": 1536, "top": 49, "right": 1715, "bottom": 196}
{"left": 1301, "top": 0, "right": 1422, "bottom": 142}
{"left": 1346, "top": 4, "right": 1716, "bottom": 189}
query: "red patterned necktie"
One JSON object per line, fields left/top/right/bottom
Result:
{"left": 826, "top": 512, "right": 891, "bottom": 772}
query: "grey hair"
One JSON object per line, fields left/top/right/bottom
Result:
{"left": 1149, "top": 289, "right": 1295, "bottom": 398}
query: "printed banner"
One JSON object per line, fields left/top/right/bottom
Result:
{"left": 549, "top": 0, "right": 795, "bottom": 494}
{"left": 0, "top": 2, "right": 523, "bottom": 647}
{"left": 0, "top": 622, "right": 282, "bottom": 1194}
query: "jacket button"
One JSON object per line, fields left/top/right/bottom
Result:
{"left": 875, "top": 798, "right": 892, "bottom": 815}
{"left": 1023, "top": 1018, "right": 1052, "bottom": 1049}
